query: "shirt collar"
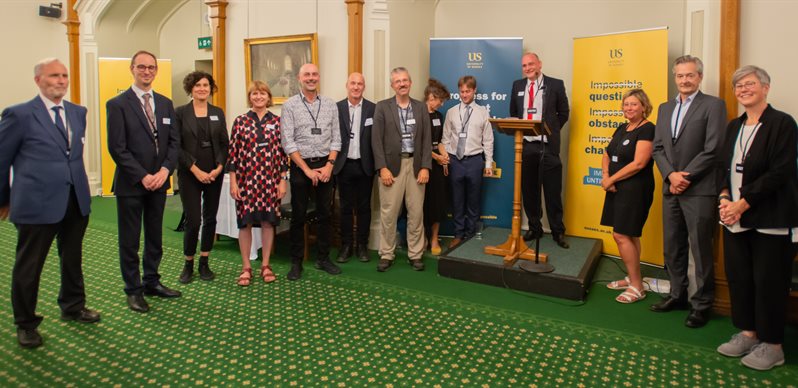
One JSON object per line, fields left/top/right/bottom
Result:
{"left": 526, "top": 74, "right": 544, "bottom": 87}
{"left": 131, "top": 84, "right": 153, "bottom": 101}
{"left": 675, "top": 90, "right": 699, "bottom": 104}
{"left": 349, "top": 99, "right": 363, "bottom": 109}
{"left": 461, "top": 100, "right": 477, "bottom": 109}
{"left": 39, "top": 92, "right": 63, "bottom": 111}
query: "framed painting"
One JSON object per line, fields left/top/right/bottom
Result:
{"left": 244, "top": 33, "right": 318, "bottom": 105}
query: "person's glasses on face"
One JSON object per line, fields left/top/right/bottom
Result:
{"left": 734, "top": 81, "right": 758, "bottom": 91}
{"left": 135, "top": 64, "right": 157, "bottom": 72}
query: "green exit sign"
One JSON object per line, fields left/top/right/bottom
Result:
{"left": 198, "top": 36, "right": 212, "bottom": 49}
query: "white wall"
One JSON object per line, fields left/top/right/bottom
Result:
{"left": 0, "top": 1, "right": 70, "bottom": 110}
{"left": 225, "top": 0, "right": 349, "bottom": 117}
{"left": 160, "top": 0, "right": 213, "bottom": 107}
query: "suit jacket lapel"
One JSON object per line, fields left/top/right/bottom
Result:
{"left": 390, "top": 98, "right": 402, "bottom": 136}
{"left": 31, "top": 97, "right": 68, "bottom": 153}
{"left": 64, "top": 103, "right": 80, "bottom": 153}
{"left": 125, "top": 89, "right": 156, "bottom": 142}
{"left": 187, "top": 103, "right": 199, "bottom": 139}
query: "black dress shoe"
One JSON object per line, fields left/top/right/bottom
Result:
{"left": 408, "top": 259, "right": 425, "bottom": 271}
{"left": 523, "top": 230, "right": 542, "bottom": 241}
{"left": 127, "top": 294, "right": 150, "bottom": 313}
{"left": 17, "top": 328, "right": 42, "bottom": 348}
{"left": 287, "top": 263, "right": 303, "bottom": 281}
{"left": 61, "top": 308, "right": 101, "bottom": 323}
{"left": 685, "top": 309, "right": 710, "bottom": 328}
{"left": 143, "top": 283, "right": 182, "bottom": 298}
{"left": 553, "top": 234, "right": 570, "bottom": 249}
{"left": 336, "top": 245, "right": 353, "bottom": 263}
{"left": 356, "top": 245, "right": 370, "bottom": 262}
{"left": 649, "top": 296, "right": 689, "bottom": 312}
{"left": 316, "top": 260, "right": 342, "bottom": 275}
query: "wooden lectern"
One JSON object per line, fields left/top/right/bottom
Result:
{"left": 484, "top": 118, "right": 550, "bottom": 266}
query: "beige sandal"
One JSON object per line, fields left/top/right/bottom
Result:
{"left": 260, "top": 265, "right": 276, "bottom": 283}
{"left": 237, "top": 268, "right": 252, "bottom": 287}
{"left": 607, "top": 276, "right": 630, "bottom": 290}
{"left": 616, "top": 285, "right": 646, "bottom": 304}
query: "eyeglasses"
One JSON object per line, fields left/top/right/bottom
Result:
{"left": 134, "top": 64, "right": 158, "bottom": 72}
{"left": 734, "top": 81, "right": 758, "bottom": 91}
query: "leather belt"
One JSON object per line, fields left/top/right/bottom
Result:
{"left": 400, "top": 152, "right": 414, "bottom": 158}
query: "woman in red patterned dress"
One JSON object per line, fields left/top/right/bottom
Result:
{"left": 227, "top": 81, "right": 288, "bottom": 286}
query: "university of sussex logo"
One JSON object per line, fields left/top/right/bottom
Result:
{"left": 467, "top": 52, "right": 483, "bottom": 69}
{"left": 608, "top": 48, "right": 624, "bottom": 67}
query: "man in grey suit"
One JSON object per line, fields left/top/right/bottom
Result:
{"left": 651, "top": 55, "right": 727, "bottom": 328}
{"left": 372, "top": 67, "right": 432, "bottom": 272}
{"left": 0, "top": 58, "right": 100, "bottom": 348}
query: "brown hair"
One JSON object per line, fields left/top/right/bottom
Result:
{"left": 622, "top": 89, "right": 653, "bottom": 119}
{"left": 246, "top": 80, "right": 273, "bottom": 108}
{"left": 424, "top": 78, "right": 449, "bottom": 101}
{"left": 182, "top": 71, "right": 218, "bottom": 96}
{"left": 130, "top": 50, "right": 158, "bottom": 67}
{"left": 458, "top": 75, "right": 477, "bottom": 90}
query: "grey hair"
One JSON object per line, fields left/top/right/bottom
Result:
{"left": 732, "top": 65, "right": 771, "bottom": 87}
{"left": 390, "top": 67, "right": 411, "bottom": 81}
{"left": 34, "top": 58, "right": 61, "bottom": 77}
{"left": 672, "top": 55, "right": 704, "bottom": 75}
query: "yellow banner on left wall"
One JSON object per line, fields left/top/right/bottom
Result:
{"left": 98, "top": 58, "right": 173, "bottom": 196}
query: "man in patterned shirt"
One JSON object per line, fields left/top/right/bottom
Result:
{"left": 280, "top": 63, "right": 342, "bottom": 280}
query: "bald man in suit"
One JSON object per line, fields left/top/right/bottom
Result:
{"left": 0, "top": 58, "right": 100, "bottom": 349}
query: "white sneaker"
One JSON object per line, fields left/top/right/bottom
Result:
{"left": 717, "top": 333, "right": 760, "bottom": 357}
{"left": 741, "top": 343, "right": 785, "bottom": 370}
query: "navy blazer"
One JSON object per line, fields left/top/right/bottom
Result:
{"left": 719, "top": 105, "right": 798, "bottom": 228}
{"left": 652, "top": 91, "right": 727, "bottom": 196}
{"left": 0, "top": 96, "right": 91, "bottom": 224}
{"left": 106, "top": 88, "right": 179, "bottom": 196}
{"left": 333, "top": 98, "right": 376, "bottom": 176}
{"left": 509, "top": 74, "right": 570, "bottom": 154}
{"left": 174, "top": 102, "right": 229, "bottom": 172}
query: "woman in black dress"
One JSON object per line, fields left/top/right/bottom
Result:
{"left": 175, "top": 71, "right": 228, "bottom": 284}
{"left": 600, "top": 88, "right": 655, "bottom": 303}
{"left": 423, "top": 79, "right": 450, "bottom": 255}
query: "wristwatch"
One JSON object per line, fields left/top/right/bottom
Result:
{"left": 718, "top": 194, "right": 731, "bottom": 201}
{"left": 327, "top": 159, "right": 335, "bottom": 165}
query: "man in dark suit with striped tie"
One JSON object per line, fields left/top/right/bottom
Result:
{"left": 0, "top": 58, "right": 100, "bottom": 348}
{"left": 107, "top": 50, "right": 181, "bottom": 313}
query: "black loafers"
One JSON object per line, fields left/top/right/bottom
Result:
{"left": 685, "top": 309, "right": 710, "bottom": 328}
{"left": 143, "top": 283, "right": 182, "bottom": 298}
{"left": 61, "top": 308, "right": 101, "bottom": 323}
{"left": 649, "top": 296, "right": 689, "bottom": 312}
{"left": 126, "top": 294, "right": 150, "bottom": 313}
{"left": 17, "top": 328, "right": 42, "bottom": 348}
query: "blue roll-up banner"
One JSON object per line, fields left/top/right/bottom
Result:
{"left": 429, "top": 38, "right": 522, "bottom": 232}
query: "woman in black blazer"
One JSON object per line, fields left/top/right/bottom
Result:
{"left": 175, "top": 71, "right": 229, "bottom": 284}
{"left": 716, "top": 66, "right": 798, "bottom": 371}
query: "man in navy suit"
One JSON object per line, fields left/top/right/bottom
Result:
{"left": 107, "top": 50, "right": 181, "bottom": 313}
{"left": 509, "top": 52, "right": 570, "bottom": 248}
{"left": 333, "top": 72, "right": 376, "bottom": 263}
{"left": 0, "top": 58, "right": 100, "bottom": 349}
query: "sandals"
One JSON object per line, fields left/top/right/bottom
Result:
{"left": 260, "top": 265, "right": 277, "bottom": 283}
{"left": 607, "top": 276, "right": 630, "bottom": 290}
{"left": 237, "top": 268, "right": 252, "bottom": 287}
{"left": 615, "top": 285, "right": 646, "bottom": 304}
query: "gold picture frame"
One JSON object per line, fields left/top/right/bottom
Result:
{"left": 244, "top": 33, "right": 319, "bottom": 105}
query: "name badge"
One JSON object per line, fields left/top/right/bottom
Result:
{"left": 611, "top": 155, "right": 618, "bottom": 163}
{"left": 459, "top": 132, "right": 467, "bottom": 138}
{"left": 407, "top": 119, "right": 416, "bottom": 125}
{"left": 432, "top": 118, "right": 441, "bottom": 126}
{"left": 257, "top": 142, "right": 268, "bottom": 148}
{"left": 401, "top": 133, "right": 413, "bottom": 140}
{"left": 622, "top": 139, "right": 630, "bottom": 146}
{"left": 311, "top": 127, "right": 321, "bottom": 135}
{"left": 365, "top": 118, "right": 373, "bottom": 126}
{"left": 267, "top": 124, "right": 276, "bottom": 130}
{"left": 736, "top": 163, "right": 744, "bottom": 173}
{"left": 517, "top": 91, "right": 525, "bottom": 97}
{"left": 162, "top": 118, "right": 171, "bottom": 125}
{"left": 432, "top": 141, "right": 439, "bottom": 146}
{"left": 526, "top": 108, "right": 537, "bottom": 114}
{"left": 81, "top": 137, "right": 85, "bottom": 145}
{"left": 201, "top": 141, "right": 212, "bottom": 148}
{"left": 210, "top": 115, "right": 219, "bottom": 121}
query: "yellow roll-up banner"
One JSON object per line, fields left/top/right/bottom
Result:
{"left": 98, "top": 58, "right": 173, "bottom": 196}
{"left": 565, "top": 28, "right": 668, "bottom": 265}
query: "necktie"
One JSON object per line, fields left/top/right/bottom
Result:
{"left": 52, "top": 106, "right": 69, "bottom": 147}
{"left": 672, "top": 99, "right": 683, "bottom": 142}
{"left": 527, "top": 81, "right": 535, "bottom": 120}
{"left": 142, "top": 93, "right": 159, "bottom": 152}
{"left": 456, "top": 105, "right": 471, "bottom": 160}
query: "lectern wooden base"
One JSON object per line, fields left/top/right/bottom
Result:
{"left": 484, "top": 233, "right": 548, "bottom": 266}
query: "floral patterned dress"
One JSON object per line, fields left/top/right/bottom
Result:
{"left": 227, "top": 110, "right": 288, "bottom": 228}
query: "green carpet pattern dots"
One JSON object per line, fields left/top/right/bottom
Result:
{"left": 0, "top": 219, "right": 796, "bottom": 386}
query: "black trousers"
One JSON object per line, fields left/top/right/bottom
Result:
{"left": 12, "top": 187, "right": 88, "bottom": 329}
{"left": 117, "top": 192, "right": 166, "bottom": 295}
{"left": 337, "top": 159, "right": 373, "bottom": 247}
{"left": 521, "top": 141, "right": 565, "bottom": 236}
{"left": 723, "top": 229, "right": 797, "bottom": 343}
{"left": 289, "top": 159, "right": 333, "bottom": 263}
{"left": 178, "top": 171, "right": 223, "bottom": 256}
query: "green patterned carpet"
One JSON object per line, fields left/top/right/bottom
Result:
{"left": 0, "top": 197, "right": 796, "bottom": 386}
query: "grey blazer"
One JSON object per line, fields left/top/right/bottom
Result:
{"left": 371, "top": 96, "right": 432, "bottom": 177}
{"left": 652, "top": 91, "right": 727, "bottom": 196}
